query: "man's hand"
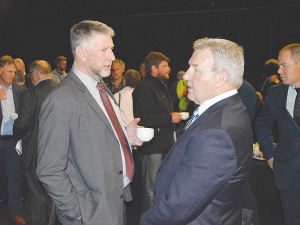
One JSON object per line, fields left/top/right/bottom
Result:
{"left": 0, "top": 89, "right": 7, "bottom": 101}
{"left": 171, "top": 112, "right": 182, "bottom": 124}
{"left": 256, "top": 91, "right": 264, "bottom": 104}
{"left": 268, "top": 157, "right": 274, "bottom": 170}
{"left": 126, "top": 118, "right": 143, "bottom": 146}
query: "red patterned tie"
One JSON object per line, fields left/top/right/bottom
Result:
{"left": 96, "top": 82, "right": 135, "bottom": 181}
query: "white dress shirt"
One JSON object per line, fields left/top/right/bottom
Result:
{"left": 72, "top": 67, "right": 131, "bottom": 188}
{"left": 286, "top": 86, "right": 297, "bottom": 117}
{"left": 195, "top": 89, "right": 238, "bottom": 117}
{"left": 0, "top": 84, "right": 16, "bottom": 135}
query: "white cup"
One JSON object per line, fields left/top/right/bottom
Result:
{"left": 180, "top": 112, "right": 189, "bottom": 120}
{"left": 136, "top": 128, "right": 154, "bottom": 142}
{"left": 10, "top": 113, "right": 18, "bottom": 120}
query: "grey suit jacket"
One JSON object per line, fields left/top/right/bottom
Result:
{"left": 36, "top": 70, "right": 131, "bottom": 225}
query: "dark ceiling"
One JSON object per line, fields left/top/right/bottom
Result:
{"left": 1, "top": 0, "right": 299, "bottom": 25}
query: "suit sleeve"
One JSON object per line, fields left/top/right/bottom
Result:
{"left": 13, "top": 89, "right": 36, "bottom": 141}
{"left": 36, "top": 96, "right": 80, "bottom": 221}
{"left": 255, "top": 95, "right": 276, "bottom": 160}
{"left": 133, "top": 85, "right": 172, "bottom": 127}
{"left": 140, "top": 128, "right": 237, "bottom": 225}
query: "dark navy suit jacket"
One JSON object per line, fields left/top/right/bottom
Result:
{"left": 141, "top": 94, "right": 253, "bottom": 225}
{"left": 256, "top": 84, "right": 300, "bottom": 191}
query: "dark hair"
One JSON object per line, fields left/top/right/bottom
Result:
{"left": 144, "top": 52, "right": 170, "bottom": 76}
{"left": 264, "top": 59, "right": 278, "bottom": 78}
{"left": 55, "top": 56, "right": 67, "bottom": 66}
{"left": 124, "top": 69, "right": 141, "bottom": 88}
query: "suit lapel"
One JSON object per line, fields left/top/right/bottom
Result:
{"left": 12, "top": 83, "right": 19, "bottom": 112}
{"left": 67, "top": 71, "right": 115, "bottom": 134}
{"left": 157, "top": 94, "right": 240, "bottom": 174}
{"left": 276, "top": 85, "right": 299, "bottom": 128}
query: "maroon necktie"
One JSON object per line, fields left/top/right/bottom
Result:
{"left": 96, "top": 82, "right": 135, "bottom": 181}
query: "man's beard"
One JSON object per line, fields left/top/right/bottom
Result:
{"left": 90, "top": 67, "right": 110, "bottom": 80}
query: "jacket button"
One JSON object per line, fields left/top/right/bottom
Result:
{"left": 119, "top": 171, "right": 123, "bottom": 175}
{"left": 120, "top": 195, "right": 124, "bottom": 199}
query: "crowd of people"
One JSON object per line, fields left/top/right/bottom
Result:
{"left": 0, "top": 19, "right": 299, "bottom": 225}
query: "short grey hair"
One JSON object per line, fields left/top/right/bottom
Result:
{"left": 70, "top": 20, "right": 115, "bottom": 58}
{"left": 193, "top": 38, "right": 244, "bottom": 89}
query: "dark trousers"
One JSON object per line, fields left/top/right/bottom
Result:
{"left": 26, "top": 168, "right": 50, "bottom": 225}
{"left": 0, "top": 152, "right": 8, "bottom": 201}
{"left": 243, "top": 182, "right": 260, "bottom": 225}
{"left": 280, "top": 178, "right": 300, "bottom": 225}
{"left": 0, "top": 138, "right": 23, "bottom": 217}
{"left": 138, "top": 153, "right": 166, "bottom": 215}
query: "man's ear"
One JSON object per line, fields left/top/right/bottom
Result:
{"left": 151, "top": 65, "right": 158, "bottom": 76}
{"left": 216, "top": 70, "right": 228, "bottom": 88}
{"left": 76, "top": 46, "right": 88, "bottom": 61}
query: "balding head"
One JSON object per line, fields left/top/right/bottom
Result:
{"left": 14, "top": 58, "right": 25, "bottom": 73}
{"left": 31, "top": 60, "right": 52, "bottom": 85}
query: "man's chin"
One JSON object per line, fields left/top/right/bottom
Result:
{"left": 98, "top": 71, "right": 110, "bottom": 78}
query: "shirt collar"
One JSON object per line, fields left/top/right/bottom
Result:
{"left": 195, "top": 89, "right": 238, "bottom": 117}
{"left": 72, "top": 66, "right": 99, "bottom": 90}
{"left": 0, "top": 84, "right": 12, "bottom": 90}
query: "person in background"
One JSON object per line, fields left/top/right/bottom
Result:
{"left": 169, "top": 70, "right": 184, "bottom": 112}
{"left": 107, "top": 59, "right": 125, "bottom": 94}
{"left": 141, "top": 38, "right": 253, "bottom": 225}
{"left": 114, "top": 69, "right": 141, "bottom": 127}
{"left": 140, "top": 62, "right": 146, "bottom": 80}
{"left": 0, "top": 55, "right": 26, "bottom": 225}
{"left": 13, "top": 60, "right": 56, "bottom": 225}
{"left": 256, "top": 43, "right": 300, "bottom": 225}
{"left": 176, "top": 71, "right": 189, "bottom": 112}
{"left": 256, "top": 59, "right": 280, "bottom": 106}
{"left": 52, "top": 56, "right": 67, "bottom": 84}
{"left": 14, "top": 58, "right": 33, "bottom": 89}
{"left": 133, "top": 52, "right": 182, "bottom": 215}
{"left": 13, "top": 70, "right": 26, "bottom": 87}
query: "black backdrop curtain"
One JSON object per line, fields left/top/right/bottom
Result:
{"left": 0, "top": 4, "right": 299, "bottom": 88}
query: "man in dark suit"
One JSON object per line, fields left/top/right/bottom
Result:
{"left": 256, "top": 43, "right": 300, "bottom": 225}
{"left": 133, "top": 52, "right": 182, "bottom": 214}
{"left": 13, "top": 60, "right": 56, "bottom": 225}
{"left": 36, "top": 20, "right": 142, "bottom": 225}
{"left": 0, "top": 55, "right": 26, "bottom": 225}
{"left": 140, "top": 38, "right": 253, "bottom": 224}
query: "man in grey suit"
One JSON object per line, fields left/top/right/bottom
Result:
{"left": 36, "top": 20, "right": 143, "bottom": 225}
